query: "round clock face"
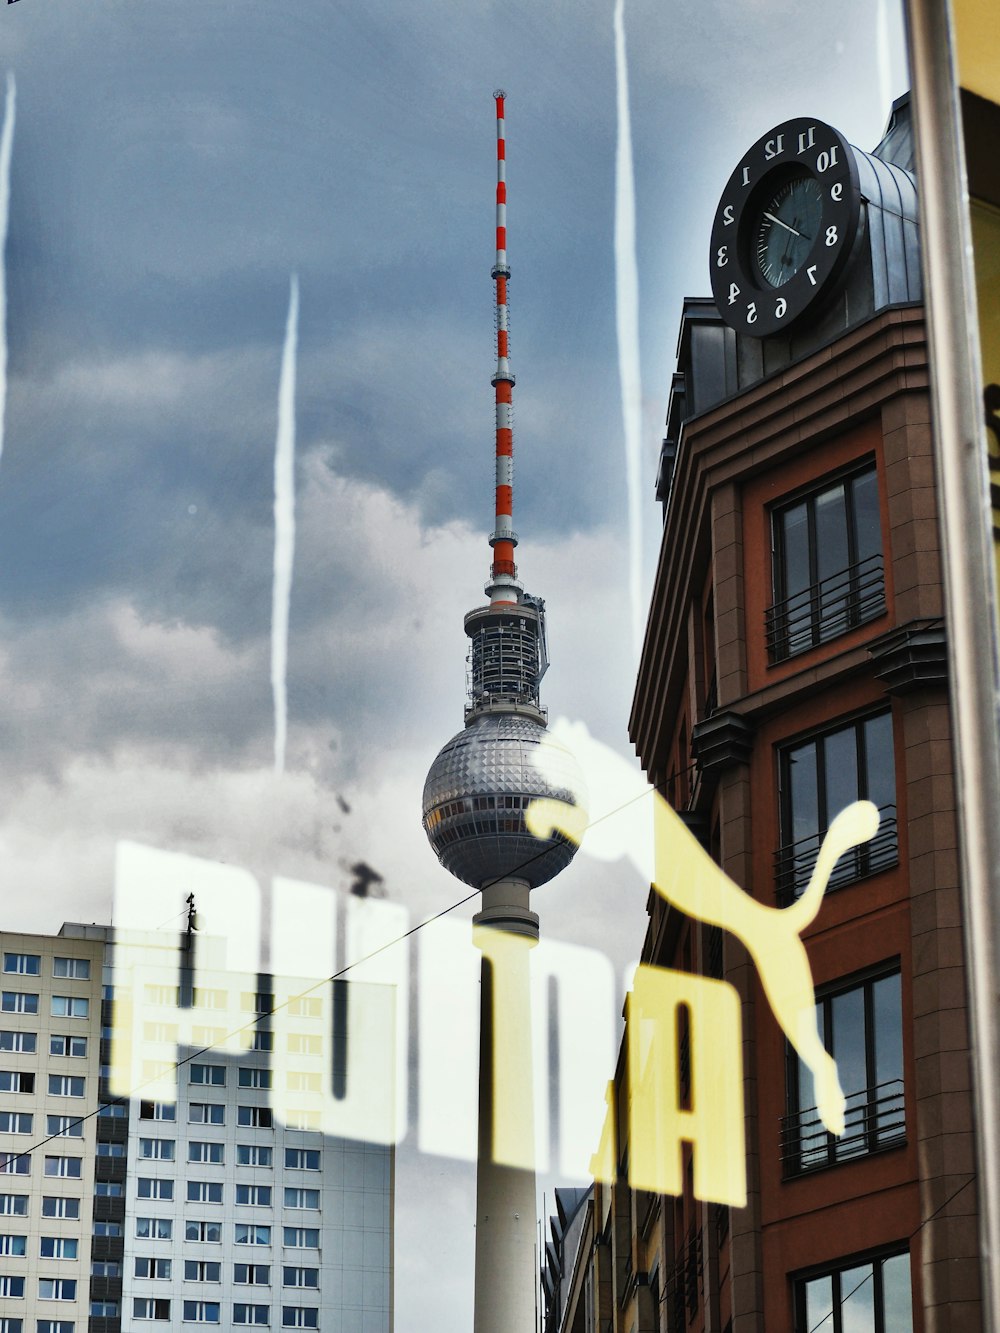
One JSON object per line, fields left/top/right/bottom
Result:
{"left": 709, "top": 117, "right": 861, "bottom": 339}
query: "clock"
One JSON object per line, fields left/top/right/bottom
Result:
{"left": 709, "top": 117, "right": 862, "bottom": 339}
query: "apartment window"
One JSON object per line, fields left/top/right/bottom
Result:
{"left": 0, "top": 993, "right": 37, "bottom": 1015}
{"left": 92, "top": 1262, "right": 121, "bottom": 1276}
{"left": 182, "top": 1303, "right": 220, "bottom": 1324}
{"left": 46, "top": 1116, "right": 82, "bottom": 1139}
{"left": 0, "top": 1113, "right": 32, "bottom": 1134}
{"left": 234, "top": 1224, "right": 271, "bottom": 1246}
{"left": 777, "top": 711, "right": 897, "bottom": 904}
{"left": 137, "top": 1178, "right": 174, "bottom": 1200}
{"left": 94, "top": 1182, "right": 123, "bottom": 1197}
{"left": 0, "top": 1194, "right": 27, "bottom": 1215}
{"left": 285, "top": 1073, "right": 320, "bottom": 1094}
{"left": 134, "top": 1258, "right": 172, "bottom": 1280}
{"left": 144, "top": 985, "right": 180, "bottom": 1007}
{"left": 784, "top": 967, "right": 904, "bottom": 1174}
{"left": 0, "top": 1321, "right": 23, "bottom": 1333}
{"left": 184, "top": 1261, "right": 221, "bottom": 1283}
{"left": 0, "top": 1070, "right": 34, "bottom": 1093}
{"left": 236, "top": 1185, "right": 271, "bottom": 1207}
{"left": 0, "top": 1278, "right": 24, "bottom": 1298}
{"left": 50, "top": 997, "right": 87, "bottom": 1020}
{"left": 237, "top": 1107, "right": 273, "bottom": 1129}
{"left": 191, "top": 1026, "right": 226, "bottom": 1048}
{"left": 282, "top": 1189, "right": 319, "bottom": 1210}
{"left": 39, "top": 1238, "right": 78, "bottom": 1260}
{"left": 0, "top": 1152, "right": 29, "bottom": 1176}
{"left": 0, "top": 1234, "right": 27, "bottom": 1256}
{"left": 281, "top": 1309, "right": 318, "bottom": 1329}
{"left": 38, "top": 1280, "right": 77, "bottom": 1301}
{"left": 286, "top": 1034, "right": 320, "bottom": 1056}
{"left": 187, "top": 1181, "right": 224, "bottom": 1204}
{"left": 283, "top": 1149, "right": 320, "bottom": 1172}
{"left": 136, "top": 1217, "right": 173, "bottom": 1240}
{"left": 237, "top": 1145, "right": 272, "bottom": 1168}
{"left": 282, "top": 1228, "right": 319, "bottom": 1249}
{"left": 143, "top": 1022, "right": 180, "bottom": 1044}
{"left": 186, "top": 1220, "right": 223, "bottom": 1244}
{"left": 90, "top": 1304, "right": 119, "bottom": 1318}
{"left": 188, "top": 1142, "right": 224, "bottom": 1165}
{"left": 42, "top": 1197, "right": 79, "bottom": 1219}
{"left": 95, "top": 1142, "right": 125, "bottom": 1158}
{"left": 47, "top": 1076, "right": 84, "bottom": 1098}
{"left": 91, "top": 1221, "right": 121, "bottom": 1236}
{"left": 2, "top": 954, "right": 39, "bottom": 976}
{"left": 287, "top": 998, "right": 320, "bottom": 1018}
{"left": 233, "top": 1306, "right": 270, "bottom": 1326}
{"left": 249, "top": 1031, "right": 274, "bottom": 1053}
{"left": 133, "top": 1299, "right": 171, "bottom": 1321}
{"left": 189, "top": 1064, "right": 226, "bottom": 1087}
{"left": 139, "top": 1137, "right": 175, "bottom": 1161}
{"left": 234, "top": 1265, "right": 270, "bottom": 1286}
{"left": 97, "top": 1103, "right": 127, "bottom": 1119}
{"left": 49, "top": 1036, "right": 86, "bottom": 1058}
{"left": 139, "top": 1100, "right": 176, "bottom": 1121}
{"left": 0, "top": 1031, "right": 35, "bottom": 1054}
{"left": 192, "top": 989, "right": 227, "bottom": 1011}
{"left": 37, "top": 1324, "right": 74, "bottom": 1333}
{"left": 52, "top": 958, "right": 90, "bottom": 980}
{"left": 189, "top": 1103, "right": 225, "bottom": 1126}
{"left": 794, "top": 1248, "right": 913, "bottom": 1332}
{"left": 281, "top": 1269, "right": 318, "bottom": 1289}
{"left": 238, "top": 1067, "right": 272, "bottom": 1090}
{"left": 768, "top": 462, "right": 884, "bottom": 660}
{"left": 242, "top": 993, "right": 275, "bottom": 1014}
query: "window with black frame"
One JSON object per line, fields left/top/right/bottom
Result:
{"left": 776, "top": 711, "right": 897, "bottom": 904}
{"left": 782, "top": 966, "right": 904, "bottom": 1175}
{"left": 767, "top": 462, "right": 885, "bottom": 661}
{"left": 794, "top": 1247, "right": 913, "bottom": 1333}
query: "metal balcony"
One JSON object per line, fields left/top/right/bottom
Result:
{"left": 780, "top": 1077, "right": 905, "bottom": 1175}
{"left": 775, "top": 804, "right": 898, "bottom": 905}
{"left": 765, "top": 553, "right": 886, "bottom": 662}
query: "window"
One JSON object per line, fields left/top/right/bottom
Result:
{"left": 136, "top": 1217, "right": 173, "bottom": 1240}
{"left": 235, "top": 1224, "right": 271, "bottom": 1246}
{"left": 39, "top": 1238, "right": 78, "bottom": 1260}
{"left": 237, "top": 1145, "right": 272, "bottom": 1168}
{"left": 281, "top": 1309, "right": 318, "bottom": 1329}
{"left": 285, "top": 1073, "right": 320, "bottom": 1093}
{"left": 0, "top": 1194, "right": 27, "bottom": 1215}
{"left": 91, "top": 1221, "right": 121, "bottom": 1236}
{"left": 785, "top": 967, "right": 904, "bottom": 1174}
{"left": 144, "top": 984, "right": 180, "bottom": 1006}
{"left": 237, "top": 1106, "right": 273, "bottom": 1129}
{"left": 133, "top": 1299, "right": 171, "bottom": 1320}
{"left": 47, "top": 1076, "right": 84, "bottom": 1098}
{"left": 2, "top": 954, "right": 39, "bottom": 976}
{"left": 234, "top": 1265, "right": 270, "bottom": 1286}
{"left": 283, "top": 1149, "right": 320, "bottom": 1172}
{"left": 188, "top": 1181, "right": 224, "bottom": 1204}
{"left": 0, "top": 1071, "right": 34, "bottom": 1094}
{"left": 282, "top": 1189, "right": 319, "bottom": 1210}
{"left": 184, "top": 1261, "right": 221, "bottom": 1283}
{"left": 777, "top": 711, "right": 897, "bottom": 902}
{"left": 49, "top": 997, "right": 87, "bottom": 1020}
{"left": 182, "top": 1303, "right": 220, "bottom": 1324}
{"left": 134, "top": 1258, "right": 172, "bottom": 1280}
{"left": 95, "top": 1142, "right": 125, "bottom": 1157}
{"left": 139, "top": 1137, "right": 175, "bottom": 1160}
{"left": 0, "top": 1234, "right": 27, "bottom": 1256}
{"left": 0, "top": 1031, "right": 35, "bottom": 1054}
{"left": 236, "top": 1185, "right": 271, "bottom": 1207}
{"left": 238, "top": 1068, "right": 272, "bottom": 1089}
{"left": 0, "top": 1278, "right": 24, "bottom": 1298}
{"left": 37, "top": 1323, "right": 75, "bottom": 1333}
{"left": 139, "top": 1100, "right": 176, "bottom": 1121}
{"left": 0, "top": 993, "right": 37, "bottom": 1014}
{"left": 52, "top": 958, "right": 90, "bottom": 980}
{"left": 0, "top": 1113, "right": 31, "bottom": 1135}
{"left": 795, "top": 1249, "right": 913, "bottom": 1332}
{"left": 0, "top": 1321, "right": 23, "bottom": 1333}
{"left": 90, "top": 1303, "right": 119, "bottom": 1318}
{"left": 46, "top": 1115, "right": 83, "bottom": 1139}
{"left": 287, "top": 998, "right": 321, "bottom": 1018}
{"left": 282, "top": 1228, "right": 319, "bottom": 1249}
{"left": 192, "top": 989, "right": 227, "bottom": 1011}
{"left": 48, "top": 1036, "right": 87, "bottom": 1058}
{"left": 42, "top": 1197, "right": 79, "bottom": 1219}
{"left": 249, "top": 1031, "right": 274, "bottom": 1052}
{"left": 768, "top": 462, "right": 884, "bottom": 660}
{"left": 189, "top": 1103, "right": 225, "bottom": 1126}
{"left": 286, "top": 1034, "right": 320, "bottom": 1056}
{"left": 95, "top": 1181, "right": 123, "bottom": 1199}
{"left": 92, "top": 1261, "right": 121, "bottom": 1276}
{"left": 189, "top": 1064, "right": 226, "bottom": 1087}
{"left": 39, "top": 1280, "right": 77, "bottom": 1301}
{"left": 97, "top": 1102, "right": 127, "bottom": 1119}
{"left": 188, "top": 1141, "right": 224, "bottom": 1165}
{"left": 185, "top": 1220, "right": 222, "bottom": 1244}
{"left": 137, "top": 1178, "right": 174, "bottom": 1200}
{"left": 281, "top": 1269, "right": 318, "bottom": 1289}
{"left": 233, "top": 1306, "right": 270, "bottom": 1326}
{"left": 242, "top": 993, "right": 275, "bottom": 1014}
{"left": 0, "top": 1153, "right": 29, "bottom": 1176}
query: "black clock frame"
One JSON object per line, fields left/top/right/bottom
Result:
{"left": 709, "top": 117, "right": 862, "bottom": 339}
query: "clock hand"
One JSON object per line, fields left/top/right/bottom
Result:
{"left": 764, "top": 210, "right": 805, "bottom": 239}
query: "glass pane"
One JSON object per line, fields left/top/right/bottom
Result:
{"left": 824, "top": 726, "right": 860, "bottom": 823}
{"left": 839, "top": 1263, "right": 876, "bottom": 1333}
{"left": 815, "top": 482, "right": 850, "bottom": 581}
{"left": 803, "top": 1274, "right": 835, "bottom": 1333}
{"left": 850, "top": 468, "right": 882, "bottom": 564}
{"left": 880, "top": 1253, "right": 914, "bottom": 1332}
{"left": 873, "top": 972, "right": 904, "bottom": 1143}
{"left": 863, "top": 713, "right": 896, "bottom": 811}
{"left": 787, "top": 741, "right": 819, "bottom": 842}
{"left": 780, "top": 502, "right": 811, "bottom": 597}
{"left": 831, "top": 986, "right": 866, "bottom": 1158}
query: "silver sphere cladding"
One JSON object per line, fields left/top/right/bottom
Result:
{"left": 422, "top": 711, "right": 585, "bottom": 890}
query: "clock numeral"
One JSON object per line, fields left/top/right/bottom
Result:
{"left": 797, "top": 126, "right": 816, "bottom": 154}
{"left": 816, "top": 145, "right": 839, "bottom": 173}
{"left": 723, "top": 204, "right": 734, "bottom": 226}
{"left": 746, "top": 301, "right": 758, "bottom": 325}
{"left": 775, "top": 298, "right": 787, "bottom": 319}
{"left": 825, "top": 225, "right": 838, "bottom": 247}
{"left": 806, "top": 264, "right": 818, "bottom": 286}
{"left": 716, "top": 245, "right": 729, "bottom": 268}
{"left": 728, "top": 282, "right": 741, "bottom": 305}
{"left": 831, "top": 182, "right": 843, "bottom": 201}
{"left": 763, "top": 134, "right": 784, "bottom": 160}
{"left": 741, "top": 166, "right": 751, "bottom": 187}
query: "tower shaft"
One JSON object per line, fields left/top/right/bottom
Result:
{"left": 489, "top": 91, "right": 519, "bottom": 607}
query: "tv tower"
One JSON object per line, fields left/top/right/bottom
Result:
{"left": 421, "top": 92, "right": 586, "bottom": 1333}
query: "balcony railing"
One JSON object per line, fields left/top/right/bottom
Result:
{"left": 780, "top": 1078, "right": 905, "bottom": 1175}
{"left": 775, "top": 803, "right": 898, "bottom": 906}
{"left": 765, "top": 553, "right": 886, "bottom": 662}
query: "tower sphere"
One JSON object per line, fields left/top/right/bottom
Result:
{"left": 422, "top": 711, "right": 585, "bottom": 890}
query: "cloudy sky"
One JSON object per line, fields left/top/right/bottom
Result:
{"left": 1, "top": 0, "right": 908, "bottom": 1326}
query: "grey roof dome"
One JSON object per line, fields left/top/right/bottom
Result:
{"left": 422, "top": 710, "right": 585, "bottom": 890}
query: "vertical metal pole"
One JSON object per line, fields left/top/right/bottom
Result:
{"left": 905, "top": 2, "right": 1000, "bottom": 1322}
